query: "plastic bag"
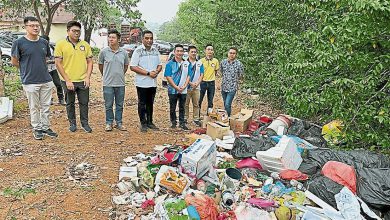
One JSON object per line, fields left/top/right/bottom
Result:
{"left": 236, "top": 158, "right": 262, "bottom": 170}
{"left": 287, "top": 119, "right": 327, "bottom": 148}
{"left": 231, "top": 136, "right": 276, "bottom": 159}
{"left": 356, "top": 168, "right": 390, "bottom": 211}
{"left": 307, "top": 175, "right": 344, "bottom": 208}
{"left": 155, "top": 165, "right": 190, "bottom": 194}
{"left": 185, "top": 192, "right": 218, "bottom": 220}
{"left": 299, "top": 149, "right": 390, "bottom": 175}
{"left": 321, "top": 161, "right": 356, "bottom": 194}
{"left": 279, "top": 169, "right": 309, "bottom": 181}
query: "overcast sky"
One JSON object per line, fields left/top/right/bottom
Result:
{"left": 137, "top": 0, "right": 184, "bottom": 24}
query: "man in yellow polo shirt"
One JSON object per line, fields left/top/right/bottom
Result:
{"left": 199, "top": 44, "right": 219, "bottom": 115}
{"left": 55, "top": 21, "right": 93, "bottom": 133}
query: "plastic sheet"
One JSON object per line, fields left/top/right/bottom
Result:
{"left": 231, "top": 136, "right": 275, "bottom": 159}
{"left": 287, "top": 119, "right": 327, "bottom": 148}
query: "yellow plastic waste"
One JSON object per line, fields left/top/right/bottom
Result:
{"left": 275, "top": 206, "right": 294, "bottom": 220}
{"left": 322, "top": 120, "right": 344, "bottom": 144}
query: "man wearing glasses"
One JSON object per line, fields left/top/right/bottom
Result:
{"left": 55, "top": 21, "right": 93, "bottom": 133}
{"left": 11, "top": 17, "right": 58, "bottom": 140}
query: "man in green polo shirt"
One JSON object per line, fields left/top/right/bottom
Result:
{"left": 55, "top": 21, "right": 93, "bottom": 133}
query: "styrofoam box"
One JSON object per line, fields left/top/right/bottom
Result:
{"left": 256, "top": 136, "right": 302, "bottom": 172}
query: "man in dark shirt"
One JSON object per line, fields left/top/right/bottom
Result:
{"left": 220, "top": 47, "right": 244, "bottom": 116}
{"left": 11, "top": 16, "right": 58, "bottom": 140}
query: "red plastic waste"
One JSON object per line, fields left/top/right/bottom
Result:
{"left": 193, "top": 128, "right": 207, "bottom": 135}
{"left": 185, "top": 192, "right": 218, "bottom": 220}
{"left": 235, "top": 158, "right": 262, "bottom": 170}
{"left": 279, "top": 169, "right": 309, "bottom": 181}
{"left": 258, "top": 115, "right": 273, "bottom": 124}
{"left": 321, "top": 161, "right": 357, "bottom": 194}
{"left": 217, "top": 211, "right": 237, "bottom": 220}
{"left": 247, "top": 121, "right": 260, "bottom": 132}
{"left": 141, "top": 199, "right": 155, "bottom": 209}
{"left": 151, "top": 148, "right": 180, "bottom": 165}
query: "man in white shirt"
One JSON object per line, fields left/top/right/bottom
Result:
{"left": 130, "top": 30, "right": 162, "bottom": 132}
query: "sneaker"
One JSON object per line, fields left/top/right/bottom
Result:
{"left": 33, "top": 130, "right": 44, "bottom": 140}
{"left": 170, "top": 123, "right": 177, "bottom": 129}
{"left": 59, "top": 99, "right": 66, "bottom": 106}
{"left": 180, "top": 124, "right": 190, "bottom": 131}
{"left": 50, "top": 99, "right": 54, "bottom": 105}
{"left": 105, "top": 124, "right": 113, "bottom": 132}
{"left": 69, "top": 124, "right": 77, "bottom": 132}
{"left": 116, "top": 123, "right": 127, "bottom": 131}
{"left": 194, "top": 120, "right": 202, "bottom": 127}
{"left": 140, "top": 124, "right": 148, "bottom": 132}
{"left": 82, "top": 124, "right": 93, "bottom": 133}
{"left": 147, "top": 123, "right": 159, "bottom": 130}
{"left": 43, "top": 128, "right": 58, "bottom": 138}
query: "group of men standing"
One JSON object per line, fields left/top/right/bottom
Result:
{"left": 9, "top": 16, "right": 244, "bottom": 140}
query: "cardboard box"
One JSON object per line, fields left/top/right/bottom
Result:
{"left": 256, "top": 136, "right": 302, "bottom": 172}
{"left": 208, "top": 109, "right": 229, "bottom": 123}
{"left": 206, "top": 122, "right": 231, "bottom": 140}
{"left": 202, "top": 115, "right": 212, "bottom": 128}
{"left": 229, "top": 109, "right": 254, "bottom": 132}
{"left": 181, "top": 139, "right": 217, "bottom": 178}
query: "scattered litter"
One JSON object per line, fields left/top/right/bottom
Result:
{"left": 68, "top": 162, "right": 99, "bottom": 181}
{"left": 108, "top": 110, "right": 390, "bottom": 219}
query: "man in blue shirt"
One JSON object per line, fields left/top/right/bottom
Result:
{"left": 184, "top": 46, "right": 204, "bottom": 127}
{"left": 164, "top": 44, "right": 190, "bottom": 130}
{"left": 11, "top": 17, "right": 58, "bottom": 140}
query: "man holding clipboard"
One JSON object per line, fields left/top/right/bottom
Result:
{"left": 164, "top": 44, "right": 190, "bottom": 130}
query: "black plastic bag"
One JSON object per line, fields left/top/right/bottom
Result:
{"left": 357, "top": 168, "right": 390, "bottom": 211}
{"left": 231, "top": 136, "right": 276, "bottom": 159}
{"left": 306, "top": 175, "right": 343, "bottom": 208}
{"left": 287, "top": 119, "right": 327, "bottom": 148}
{"left": 299, "top": 149, "right": 390, "bottom": 175}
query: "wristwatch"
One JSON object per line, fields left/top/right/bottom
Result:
{"left": 147, "top": 71, "right": 150, "bottom": 76}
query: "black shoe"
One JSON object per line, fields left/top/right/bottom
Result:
{"left": 140, "top": 124, "right": 148, "bottom": 132}
{"left": 59, "top": 99, "right": 66, "bottom": 106}
{"left": 69, "top": 124, "right": 77, "bottom": 132}
{"left": 82, "top": 124, "right": 92, "bottom": 133}
{"left": 147, "top": 123, "right": 159, "bottom": 130}
{"left": 43, "top": 128, "right": 58, "bottom": 138}
{"left": 180, "top": 124, "right": 190, "bottom": 131}
{"left": 170, "top": 123, "right": 177, "bottom": 129}
{"left": 194, "top": 121, "right": 202, "bottom": 127}
{"left": 33, "top": 130, "right": 44, "bottom": 140}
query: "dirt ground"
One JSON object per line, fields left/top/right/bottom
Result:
{"left": 0, "top": 55, "right": 276, "bottom": 220}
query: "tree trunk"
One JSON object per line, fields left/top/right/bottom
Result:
{"left": 84, "top": 26, "right": 93, "bottom": 44}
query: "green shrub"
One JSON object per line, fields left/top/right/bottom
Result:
{"left": 163, "top": 0, "right": 390, "bottom": 149}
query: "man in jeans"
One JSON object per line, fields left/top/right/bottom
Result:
{"left": 40, "top": 35, "right": 65, "bottom": 105}
{"left": 130, "top": 30, "right": 162, "bottom": 132}
{"left": 184, "top": 46, "right": 204, "bottom": 127}
{"left": 98, "top": 29, "right": 129, "bottom": 131}
{"left": 11, "top": 16, "right": 58, "bottom": 140}
{"left": 55, "top": 21, "right": 93, "bottom": 133}
{"left": 199, "top": 44, "right": 219, "bottom": 115}
{"left": 220, "top": 47, "right": 244, "bottom": 116}
{"left": 164, "top": 44, "right": 190, "bottom": 130}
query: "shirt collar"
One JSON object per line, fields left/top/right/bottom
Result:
{"left": 66, "top": 36, "right": 80, "bottom": 44}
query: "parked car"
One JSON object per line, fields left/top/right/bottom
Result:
{"left": 153, "top": 40, "right": 172, "bottom": 55}
{"left": 122, "top": 43, "right": 138, "bottom": 58}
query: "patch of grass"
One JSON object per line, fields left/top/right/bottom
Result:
{"left": 4, "top": 72, "right": 22, "bottom": 101}
{"left": 3, "top": 187, "right": 36, "bottom": 199}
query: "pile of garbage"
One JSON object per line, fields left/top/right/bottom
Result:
{"left": 111, "top": 109, "right": 390, "bottom": 220}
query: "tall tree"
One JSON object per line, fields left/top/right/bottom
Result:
{"left": 67, "top": 0, "right": 142, "bottom": 44}
{"left": 1, "top": 0, "right": 67, "bottom": 35}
